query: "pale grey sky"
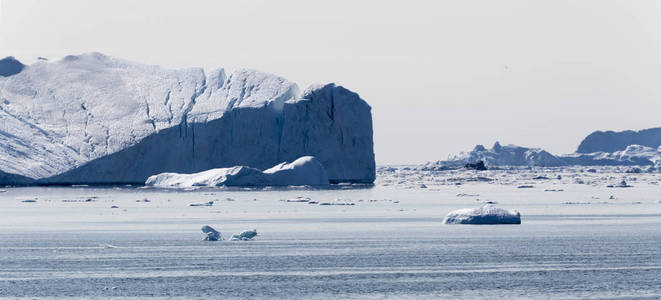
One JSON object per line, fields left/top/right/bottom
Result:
{"left": 1, "top": 0, "right": 659, "bottom": 164}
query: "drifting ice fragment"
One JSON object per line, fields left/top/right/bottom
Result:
{"left": 189, "top": 201, "right": 214, "bottom": 207}
{"left": 443, "top": 204, "right": 521, "bottom": 225}
{"left": 231, "top": 229, "right": 257, "bottom": 241}
{"left": 607, "top": 180, "right": 632, "bottom": 188}
{"left": 202, "top": 225, "right": 223, "bottom": 241}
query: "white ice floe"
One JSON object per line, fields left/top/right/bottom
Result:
{"left": 231, "top": 229, "right": 257, "bottom": 241}
{"left": 146, "top": 156, "right": 329, "bottom": 188}
{"left": 201, "top": 225, "right": 223, "bottom": 241}
{"left": 443, "top": 204, "right": 521, "bottom": 225}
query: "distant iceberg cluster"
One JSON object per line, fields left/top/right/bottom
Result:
{"left": 426, "top": 129, "right": 661, "bottom": 170}
{"left": 0, "top": 53, "right": 375, "bottom": 185}
{"left": 146, "top": 156, "right": 329, "bottom": 188}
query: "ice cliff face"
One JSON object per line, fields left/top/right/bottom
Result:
{"left": 0, "top": 53, "right": 375, "bottom": 184}
{"left": 577, "top": 128, "right": 661, "bottom": 153}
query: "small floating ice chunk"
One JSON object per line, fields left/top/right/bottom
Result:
{"left": 202, "top": 225, "right": 223, "bottom": 241}
{"left": 231, "top": 229, "right": 257, "bottom": 241}
{"left": 282, "top": 197, "right": 311, "bottom": 203}
{"left": 99, "top": 243, "right": 118, "bottom": 249}
{"left": 318, "top": 202, "right": 355, "bottom": 206}
{"left": 607, "top": 179, "right": 632, "bottom": 188}
{"left": 443, "top": 204, "right": 521, "bottom": 225}
{"left": 189, "top": 201, "right": 214, "bottom": 207}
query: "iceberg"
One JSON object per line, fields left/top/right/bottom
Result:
{"left": 426, "top": 142, "right": 564, "bottom": 168}
{"left": 0, "top": 53, "right": 375, "bottom": 185}
{"left": 443, "top": 204, "right": 521, "bottom": 225}
{"left": 201, "top": 225, "right": 223, "bottom": 241}
{"left": 145, "top": 156, "right": 329, "bottom": 188}
{"left": 577, "top": 127, "right": 661, "bottom": 153}
{"left": 0, "top": 57, "right": 24, "bottom": 77}
{"left": 231, "top": 229, "right": 257, "bottom": 241}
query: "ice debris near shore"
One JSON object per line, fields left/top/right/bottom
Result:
{"left": 443, "top": 204, "right": 521, "bottom": 225}
{"left": 146, "top": 156, "right": 329, "bottom": 188}
{"left": 0, "top": 53, "right": 374, "bottom": 185}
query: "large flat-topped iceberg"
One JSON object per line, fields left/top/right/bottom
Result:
{"left": 577, "top": 127, "right": 661, "bottom": 153}
{"left": 145, "top": 156, "right": 329, "bottom": 187}
{"left": 0, "top": 53, "right": 375, "bottom": 184}
{"left": 443, "top": 205, "right": 521, "bottom": 225}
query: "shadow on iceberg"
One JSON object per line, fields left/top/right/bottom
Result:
{"left": 40, "top": 84, "right": 375, "bottom": 185}
{"left": 443, "top": 204, "right": 521, "bottom": 225}
{"left": 0, "top": 170, "right": 35, "bottom": 185}
{"left": 0, "top": 57, "right": 24, "bottom": 77}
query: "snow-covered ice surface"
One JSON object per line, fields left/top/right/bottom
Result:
{"left": 2, "top": 166, "right": 661, "bottom": 298}
{"left": 146, "top": 156, "right": 329, "bottom": 187}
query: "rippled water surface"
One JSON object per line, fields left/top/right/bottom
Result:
{"left": 2, "top": 177, "right": 661, "bottom": 299}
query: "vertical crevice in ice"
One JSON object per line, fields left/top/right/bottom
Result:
{"left": 142, "top": 96, "right": 157, "bottom": 131}
{"left": 164, "top": 90, "right": 172, "bottom": 126}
